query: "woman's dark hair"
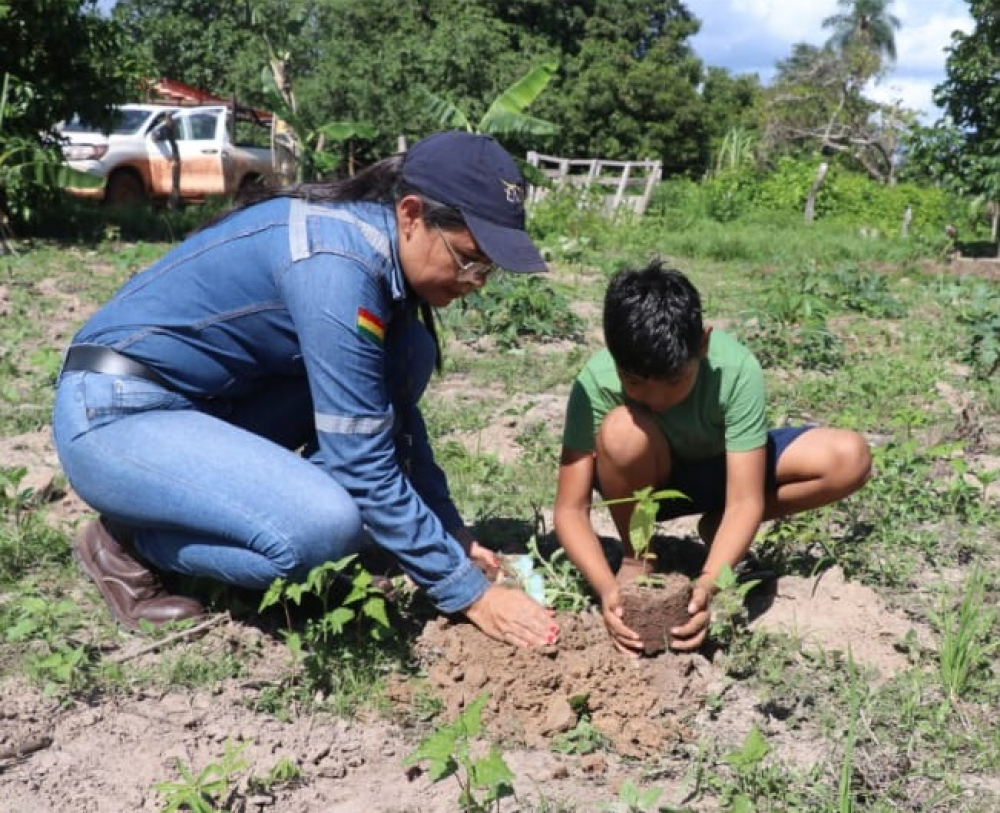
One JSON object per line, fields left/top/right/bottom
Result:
{"left": 224, "top": 155, "right": 464, "bottom": 371}
{"left": 235, "top": 155, "right": 466, "bottom": 229}
{"left": 603, "top": 259, "right": 704, "bottom": 379}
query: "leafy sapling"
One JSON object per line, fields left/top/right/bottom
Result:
{"left": 597, "top": 486, "right": 689, "bottom": 578}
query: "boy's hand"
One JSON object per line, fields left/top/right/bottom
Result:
{"left": 668, "top": 584, "right": 712, "bottom": 651}
{"left": 468, "top": 541, "right": 501, "bottom": 580}
{"left": 463, "top": 583, "right": 558, "bottom": 649}
{"left": 600, "top": 587, "right": 645, "bottom": 657}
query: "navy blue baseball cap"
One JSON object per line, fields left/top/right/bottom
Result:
{"left": 401, "top": 131, "right": 547, "bottom": 273}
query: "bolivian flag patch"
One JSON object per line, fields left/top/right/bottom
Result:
{"left": 356, "top": 307, "right": 385, "bottom": 345}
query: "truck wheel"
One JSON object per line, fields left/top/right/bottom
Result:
{"left": 235, "top": 174, "right": 267, "bottom": 204}
{"left": 104, "top": 171, "right": 146, "bottom": 207}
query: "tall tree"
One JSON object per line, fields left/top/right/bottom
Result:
{"left": 1, "top": 0, "right": 143, "bottom": 222}
{"left": 700, "top": 67, "right": 763, "bottom": 161}
{"left": 934, "top": 0, "right": 1000, "bottom": 238}
{"left": 109, "top": 0, "right": 713, "bottom": 174}
{"left": 3, "top": 0, "right": 142, "bottom": 133}
{"left": 821, "top": 0, "right": 901, "bottom": 65}
{"left": 538, "top": 0, "right": 709, "bottom": 176}
{"left": 113, "top": 0, "right": 260, "bottom": 101}
{"left": 762, "top": 42, "right": 911, "bottom": 184}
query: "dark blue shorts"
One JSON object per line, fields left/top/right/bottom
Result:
{"left": 647, "top": 425, "right": 814, "bottom": 519}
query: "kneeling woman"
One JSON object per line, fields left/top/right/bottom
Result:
{"left": 52, "top": 131, "right": 558, "bottom": 649}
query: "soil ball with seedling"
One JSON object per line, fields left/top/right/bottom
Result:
{"left": 617, "top": 567, "right": 692, "bottom": 655}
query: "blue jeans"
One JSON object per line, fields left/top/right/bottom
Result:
{"left": 51, "top": 327, "right": 437, "bottom": 591}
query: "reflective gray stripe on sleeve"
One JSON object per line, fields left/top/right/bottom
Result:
{"left": 288, "top": 199, "right": 392, "bottom": 262}
{"left": 314, "top": 411, "right": 393, "bottom": 435}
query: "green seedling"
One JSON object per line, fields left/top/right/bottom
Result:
{"left": 709, "top": 564, "right": 760, "bottom": 646}
{"left": 155, "top": 739, "right": 248, "bottom": 813}
{"left": 524, "top": 536, "right": 592, "bottom": 612}
{"left": 248, "top": 757, "right": 303, "bottom": 792}
{"left": 551, "top": 694, "right": 607, "bottom": 756}
{"left": 597, "top": 486, "right": 689, "bottom": 576}
{"left": 403, "top": 693, "right": 514, "bottom": 813}
{"left": 604, "top": 779, "right": 664, "bottom": 812}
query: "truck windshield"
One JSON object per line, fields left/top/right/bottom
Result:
{"left": 63, "top": 108, "right": 157, "bottom": 136}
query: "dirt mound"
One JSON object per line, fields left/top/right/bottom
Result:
{"left": 405, "top": 610, "right": 711, "bottom": 758}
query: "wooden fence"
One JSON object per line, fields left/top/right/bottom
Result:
{"left": 525, "top": 151, "right": 662, "bottom": 216}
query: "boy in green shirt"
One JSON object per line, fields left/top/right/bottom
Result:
{"left": 554, "top": 261, "right": 871, "bottom": 654}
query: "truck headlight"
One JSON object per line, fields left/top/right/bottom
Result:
{"left": 63, "top": 144, "right": 109, "bottom": 161}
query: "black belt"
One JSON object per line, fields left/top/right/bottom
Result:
{"left": 62, "top": 344, "right": 170, "bottom": 387}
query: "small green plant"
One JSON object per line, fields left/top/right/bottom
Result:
{"left": 932, "top": 567, "right": 998, "bottom": 704}
{"left": 448, "top": 274, "right": 584, "bottom": 350}
{"left": 154, "top": 739, "right": 248, "bottom": 813}
{"left": 957, "top": 288, "right": 1000, "bottom": 379}
{"left": 709, "top": 564, "right": 761, "bottom": 646}
{"left": 4, "top": 591, "right": 98, "bottom": 695}
{"left": 603, "top": 779, "right": 664, "bottom": 812}
{"left": 402, "top": 693, "right": 514, "bottom": 813}
{"left": 524, "top": 536, "right": 592, "bottom": 612}
{"left": 0, "top": 467, "right": 70, "bottom": 578}
{"left": 258, "top": 555, "right": 394, "bottom": 698}
{"left": 550, "top": 695, "right": 608, "bottom": 756}
{"left": 720, "top": 725, "right": 771, "bottom": 811}
{"left": 248, "top": 757, "right": 304, "bottom": 792}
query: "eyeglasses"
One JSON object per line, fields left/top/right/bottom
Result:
{"left": 435, "top": 226, "right": 498, "bottom": 283}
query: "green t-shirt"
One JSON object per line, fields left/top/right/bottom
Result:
{"left": 561, "top": 329, "right": 767, "bottom": 460}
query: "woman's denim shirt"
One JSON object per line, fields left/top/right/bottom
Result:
{"left": 72, "top": 196, "right": 488, "bottom": 613}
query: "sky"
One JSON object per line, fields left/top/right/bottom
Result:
{"left": 684, "top": 0, "right": 974, "bottom": 122}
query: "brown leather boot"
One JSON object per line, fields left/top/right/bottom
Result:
{"left": 73, "top": 518, "right": 205, "bottom": 630}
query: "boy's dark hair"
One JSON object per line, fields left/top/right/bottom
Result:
{"left": 603, "top": 260, "right": 704, "bottom": 379}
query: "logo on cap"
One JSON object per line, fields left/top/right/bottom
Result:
{"left": 501, "top": 179, "right": 526, "bottom": 205}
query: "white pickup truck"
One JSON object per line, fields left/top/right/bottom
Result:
{"left": 61, "top": 103, "right": 280, "bottom": 206}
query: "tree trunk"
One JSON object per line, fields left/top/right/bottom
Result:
{"left": 804, "top": 161, "right": 829, "bottom": 223}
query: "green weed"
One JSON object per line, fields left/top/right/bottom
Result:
{"left": 550, "top": 712, "right": 608, "bottom": 756}
{"left": 248, "top": 757, "right": 304, "bottom": 792}
{"left": 603, "top": 779, "right": 664, "bottom": 812}
{"left": 154, "top": 739, "right": 248, "bottom": 813}
{"left": 708, "top": 564, "right": 760, "bottom": 647}
{"left": 403, "top": 693, "right": 515, "bottom": 813}
{"left": 446, "top": 274, "right": 584, "bottom": 350}
{"left": 257, "top": 556, "right": 395, "bottom": 706}
{"left": 0, "top": 467, "right": 71, "bottom": 580}
{"left": 932, "top": 567, "right": 999, "bottom": 704}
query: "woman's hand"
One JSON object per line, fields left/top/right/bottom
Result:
{"left": 599, "top": 586, "right": 645, "bottom": 657}
{"left": 668, "top": 583, "right": 712, "bottom": 651}
{"left": 463, "top": 583, "right": 558, "bottom": 648}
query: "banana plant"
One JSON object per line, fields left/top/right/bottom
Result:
{"left": 259, "top": 64, "right": 378, "bottom": 182}
{"left": 421, "top": 59, "right": 560, "bottom": 139}
{"left": 0, "top": 72, "right": 102, "bottom": 228}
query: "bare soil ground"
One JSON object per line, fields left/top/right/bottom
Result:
{"left": 4, "top": 257, "right": 998, "bottom": 811}
{"left": 0, "top": 424, "right": 936, "bottom": 812}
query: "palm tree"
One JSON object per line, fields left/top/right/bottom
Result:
{"left": 822, "top": 0, "right": 901, "bottom": 64}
